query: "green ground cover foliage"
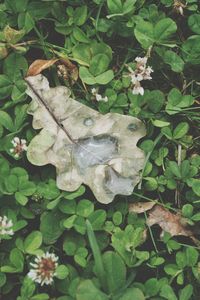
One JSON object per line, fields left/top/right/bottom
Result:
{"left": 0, "top": 0, "right": 200, "bottom": 299}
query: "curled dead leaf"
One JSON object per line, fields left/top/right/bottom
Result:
{"left": 146, "top": 205, "right": 193, "bottom": 238}
{"left": 27, "top": 58, "right": 79, "bottom": 84}
{"left": 27, "top": 59, "right": 58, "bottom": 76}
{"left": 129, "top": 203, "right": 200, "bottom": 245}
{"left": 129, "top": 201, "right": 156, "bottom": 214}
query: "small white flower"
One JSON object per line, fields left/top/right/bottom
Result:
{"left": 126, "top": 56, "right": 153, "bottom": 96}
{"left": 91, "top": 88, "right": 97, "bottom": 95}
{"left": 95, "top": 93, "right": 103, "bottom": 101}
{"left": 0, "top": 216, "right": 14, "bottom": 236}
{"left": 130, "top": 73, "right": 144, "bottom": 84}
{"left": 143, "top": 74, "right": 152, "bottom": 81}
{"left": 12, "top": 137, "right": 20, "bottom": 145}
{"left": 135, "top": 56, "right": 148, "bottom": 65}
{"left": 10, "top": 137, "right": 27, "bottom": 158}
{"left": 144, "top": 66, "right": 153, "bottom": 78}
{"left": 178, "top": 6, "right": 183, "bottom": 15}
{"left": 91, "top": 88, "right": 108, "bottom": 102}
{"left": 102, "top": 96, "right": 108, "bottom": 102}
{"left": 132, "top": 85, "right": 144, "bottom": 96}
{"left": 136, "top": 73, "right": 144, "bottom": 82}
{"left": 130, "top": 74, "right": 137, "bottom": 84}
{"left": 146, "top": 66, "right": 154, "bottom": 73}
{"left": 96, "top": 93, "right": 108, "bottom": 102}
{"left": 28, "top": 252, "right": 58, "bottom": 286}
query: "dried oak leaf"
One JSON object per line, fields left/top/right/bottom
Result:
{"left": 25, "top": 74, "right": 146, "bottom": 204}
{"left": 146, "top": 205, "right": 193, "bottom": 238}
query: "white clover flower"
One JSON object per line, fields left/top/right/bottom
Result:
{"left": 11, "top": 137, "right": 20, "bottom": 147}
{"left": 130, "top": 74, "right": 137, "bottom": 84}
{"left": 91, "top": 88, "right": 108, "bottom": 102}
{"left": 135, "top": 56, "right": 148, "bottom": 65}
{"left": 126, "top": 56, "right": 153, "bottom": 96}
{"left": 146, "top": 66, "right": 154, "bottom": 73}
{"left": 0, "top": 216, "right": 14, "bottom": 236}
{"left": 132, "top": 84, "right": 144, "bottom": 96}
{"left": 10, "top": 137, "right": 28, "bottom": 158}
{"left": 143, "top": 67, "right": 153, "bottom": 80}
{"left": 28, "top": 252, "right": 58, "bottom": 286}
{"left": 136, "top": 74, "right": 144, "bottom": 82}
{"left": 95, "top": 93, "right": 102, "bottom": 101}
{"left": 96, "top": 94, "right": 108, "bottom": 102}
{"left": 130, "top": 73, "right": 143, "bottom": 85}
{"left": 91, "top": 88, "right": 97, "bottom": 95}
{"left": 102, "top": 96, "right": 108, "bottom": 102}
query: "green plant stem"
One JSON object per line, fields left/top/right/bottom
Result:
{"left": 86, "top": 220, "right": 107, "bottom": 292}
{"left": 138, "top": 133, "right": 163, "bottom": 189}
{"left": 144, "top": 211, "right": 159, "bottom": 253}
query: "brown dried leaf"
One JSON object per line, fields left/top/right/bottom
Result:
{"left": 58, "top": 58, "right": 79, "bottom": 83}
{"left": 129, "top": 201, "right": 156, "bottom": 214}
{"left": 146, "top": 205, "right": 193, "bottom": 238}
{"left": 27, "top": 58, "right": 78, "bottom": 84}
{"left": 60, "top": 58, "right": 77, "bottom": 71}
{"left": 27, "top": 59, "right": 58, "bottom": 76}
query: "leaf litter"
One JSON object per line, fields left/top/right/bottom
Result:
{"left": 129, "top": 202, "right": 200, "bottom": 245}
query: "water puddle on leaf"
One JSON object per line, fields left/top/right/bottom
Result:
{"left": 73, "top": 135, "right": 118, "bottom": 171}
